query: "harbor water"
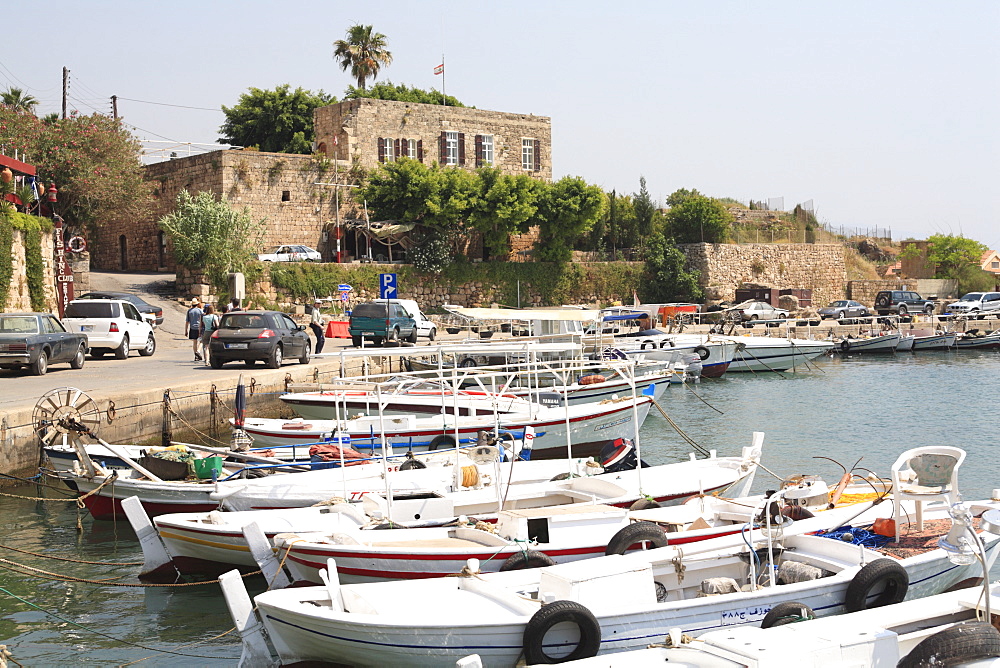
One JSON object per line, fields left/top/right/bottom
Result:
{"left": 1, "top": 349, "right": 998, "bottom": 665}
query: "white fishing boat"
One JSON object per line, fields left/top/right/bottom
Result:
{"left": 953, "top": 329, "right": 1000, "bottom": 349}
{"left": 909, "top": 329, "right": 957, "bottom": 351}
{"left": 146, "top": 470, "right": 877, "bottom": 582}
{"left": 236, "top": 393, "right": 654, "bottom": 459}
{"left": 507, "top": 579, "right": 1000, "bottom": 667}
{"left": 229, "top": 494, "right": 1000, "bottom": 667}
{"left": 719, "top": 334, "right": 835, "bottom": 372}
{"left": 833, "top": 332, "right": 900, "bottom": 353}
{"left": 895, "top": 332, "right": 915, "bottom": 352}
{"left": 70, "top": 432, "right": 763, "bottom": 521}
{"left": 611, "top": 336, "right": 738, "bottom": 378}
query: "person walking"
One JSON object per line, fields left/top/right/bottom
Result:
{"left": 185, "top": 300, "right": 204, "bottom": 361}
{"left": 309, "top": 300, "right": 325, "bottom": 355}
{"left": 200, "top": 304, "right": 219, "bottom": 366}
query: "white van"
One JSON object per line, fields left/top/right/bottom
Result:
{"left": 387, "top": 299, "right": 437, "bottom": 340}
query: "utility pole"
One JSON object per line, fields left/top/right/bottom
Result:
{"left": 61, "top": 67, "right": 68, "bottom": 119}
{"left": 111, "top": 95, "right": 118, "bottom": 119}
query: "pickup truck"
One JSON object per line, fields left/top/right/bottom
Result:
{"left": 349, "top": 301, "right": 417, "bottom": 347}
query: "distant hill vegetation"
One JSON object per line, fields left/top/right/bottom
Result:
{"left": 343, "top": 81, "right": 465, "bottom": 107}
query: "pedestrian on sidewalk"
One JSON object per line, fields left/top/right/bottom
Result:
{"left": 200, "top": 304, "right": 219, "bottom": 366}
{"left": 309, "top": 300, "right": 326, "bottom": 355}
{"left": 185, "top": 300, "right": 204, "bottom": 361}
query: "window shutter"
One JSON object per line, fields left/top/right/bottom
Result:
{"left": 534, "top": 139, "right": 541, "bottom": 171}
{"left": 439, "top": 132, "right": 447, "bottom": 164}
{"left": 394, "top": 138, "right": 401, "bottom": 159}
{"left": 475, "top": 135, "right": 483, "bottom": 167}
{"left": 417, "top": 139, "right": 424, "bottom": 162}
{"left": 377, "top": 138, "right": 385, "bottom": 163}
{"left": 458, "top": 133, "right": 466, "bottom": 166}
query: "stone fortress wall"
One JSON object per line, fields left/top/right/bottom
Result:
{"left": 5, "top": 229, "right": 57, "bottom": 311}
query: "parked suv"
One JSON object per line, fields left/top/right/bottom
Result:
{"left": 945, "top": 292, "right": 1000, "bottom": 316}
{"left": 873, "top": 290, "right": 935, "bottom": 316}
{"left": 349, "top": 301, "right": 417, "bottom": 347}
{"left": 386, "top": 299, "right": 436, "bottom": 340}
{"left": 62, "top": 299, "right": 156, "bottom": 359}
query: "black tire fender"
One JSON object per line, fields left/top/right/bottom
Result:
{"left": 427, "top": 435, "right": 456, "bottom": 451}
{"left": 459, "top": 358, "right": 477, "bottom": 368}
{"left": 523, "top": 600, "right": 601, "bottom": 664}
{"left": 841, "top": 340, "right": 850, "bottom": 351}
{"left": 605, "top": 521, "right": 668, "bottom": 556}
{"left": 499, "top": 549, "right": 555, "bottom": 572}
{"left": 658, "top": 339, "right": 674, "bottom": 349}
{"left": 898, "top": 621, "right": 1000, "bottom": 668}
{"left": 844, "top": 558, "right": 908, "bottom": 612}
{"left": 693, "top": 345, "right": 710, "bottom": 361}
{"left": 399, "top": 458, "right": 427, "bottom": 471}
{"left": 760, "top": 601, "right": 816, "bottom": 629}
{"left": 640, "top": 341, "right": 655, "bottom": 350}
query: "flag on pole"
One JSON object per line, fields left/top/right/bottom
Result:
{"left": 433, "top": 63, "right": 444, "bottom": 75}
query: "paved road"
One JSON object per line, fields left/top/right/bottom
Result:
{"left": 0, "top": 271, "right": 459, "bottom": 418}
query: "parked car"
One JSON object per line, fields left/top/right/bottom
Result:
{"left": 208, "top": 310, "right": 311, "bottom": 369}
{"left": 62, "top": 299, "right": 156, "bottom": 359}
{"left": 349, "top": 301, "right": 418, "bottom": 347}
{"left": 0, "top": 312, "right": 89, "bottom": 375}
{"left": 385, "top": 299, "right": 437, "bottom": 340}
{"left": 257, "top": 245, "right": 322, "bottom": 262}
{"left": 76, "top": 291, "right": 164, "bottom": 326}
{"left": 725, "top": 300, "right": 789, "bottom": 321}
{"left": 873, "top": 290, "right": 935, "bottom": 316}
{"left": 817, "top": 300, "right": 870, "bottom": 320}
{"left": 945, "top": 292, "right": 1000, "bottom": 316}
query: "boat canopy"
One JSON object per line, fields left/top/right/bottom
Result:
{"left": 444, "top": 306, "right": 601, "bottom": 322}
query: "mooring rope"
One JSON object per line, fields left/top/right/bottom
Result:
{"left": 0, "top": 543, "right": 142, "bottom": 566}
{"left": 0, "top": 557, "right": 261, "bottom": 588}
{"left": 649, "top": 398, "right": 711, "bottom": 457}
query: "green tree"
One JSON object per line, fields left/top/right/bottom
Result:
{"left": 665, "top": 187, "right": 702, "bottom": 208}
{"left": 333, "top": 24, "right": 393, "bottom": 91}
{"left": 219, "top": 85, "right": 333, "bottom": 153}
{"left": 1, "top": 87, "right": 39, "bottom": 113}
{"left": 633, "top": 176, "right": 656, "bottom": 246}
{"left": 343, "top": 81, "right": 464, "bottom": 107}
{"left": 664, "top": 195, "right": 733, "bottom": 243}
{"left": 466, "top": 168, "right": 538, "bottom": 260}
{"left": 643, "top": 232, "right": 703, "bottom": 302}
{"left": 922, "top": 234, "right": 989, "bottom": 279}
{"left": 531, "top": 176, "right": 604, "bottom": 262}
{"left": 357, "top": 159, "right": 441, "bottom": 224}
{"left": 158, "top": 190, "right": 265, "bottom": 273}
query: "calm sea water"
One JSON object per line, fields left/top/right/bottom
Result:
{"left": 1, "top": 348, "right": 998, "bottom": 665}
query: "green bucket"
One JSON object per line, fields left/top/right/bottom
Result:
{"left": 193, "top": 456, "right": 224, "bottom": 479}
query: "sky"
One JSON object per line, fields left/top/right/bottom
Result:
{"left": 3, "top": 1, "right": 998, "bottom": 249}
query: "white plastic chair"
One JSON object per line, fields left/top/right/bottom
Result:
{"left": 890, "top": 446, "right": 965, "bottom": 543}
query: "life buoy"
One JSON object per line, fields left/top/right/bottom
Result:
{"left": 427, "top": 435, "right": 456, "bottom": 451}
{"left": 640, "top": 341, "right": 655, "bottom": 350}
{"left": 522, "top": 600, "right": 601, "bottom": 664}
{"left": 605, "top": 521, "right": 668, "bottom": 555}
{"left": 499, "top": 549, "right": 555, "bottom": 572}
{"left": 693, "top": 345, "right": 710, "bottom": 361}
{"left": 659, "top": 339, "right": 674, "bottom": 349}
{"left": 67, "top": 236, "right": 87, "bottom": 253}
{"left": 898, "top": 622, "right": 1000, "bottom": 668}
{"left": 840, "top": 340, "right": 850, "bottom": 351}
{"left": 760, "top": 601, "right": 816, "bottom": 628}
{"left": 844, "top": 558, "right": 908, "bottom": 612}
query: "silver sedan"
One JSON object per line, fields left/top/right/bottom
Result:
{"left": 818, "top": 300, "right": 870, "bottom": 320}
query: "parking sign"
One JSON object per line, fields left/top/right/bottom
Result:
{"left": 379, "top": 273, "right": 398, "bottom": 299}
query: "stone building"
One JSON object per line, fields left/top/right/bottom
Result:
{"left": 91, "top": 99, "right": 552, "bottom": 272}
{"left": 313, "top": 98, "right": 552, "bottom": 181}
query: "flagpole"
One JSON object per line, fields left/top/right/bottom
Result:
{"left": 441, "top": 54, "right": 446, "bottom": 106}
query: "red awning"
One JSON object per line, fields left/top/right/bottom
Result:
{"left": 0, "top": 154, "right": 37, "bottom": 177}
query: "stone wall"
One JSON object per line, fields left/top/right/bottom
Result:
{"left": 681, "top": 242, "right": 846, "bottom": 307}
{"left": 314, "top": 98, "right": 552, "bottom": 182}
{"left": 92, "top": 150, "right": 357, "bottom": 272}
{"left": 4, "top": 228, "right": 57, "bottom": 311}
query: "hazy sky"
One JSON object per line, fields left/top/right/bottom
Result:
{"left": 4, "top": 1, "right": 998, "bottom": 249}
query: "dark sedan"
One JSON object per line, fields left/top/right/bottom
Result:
{"left": 208, "top": 310, "right": 311, "bottom": 369}
{"left": 818, "top": 300, "right": 870, "bottom": 321}
{"left": 0, "top": 312, "right": 89, "bottom": 375}
{"left": 76, "top": 291, "right": 164, "bottom": 326}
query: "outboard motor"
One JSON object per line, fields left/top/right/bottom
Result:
{"left": 599, "top": 438, "right": 649, "bottom": 473}
{"left": 535, "top": 392, "right": 565, "bottom": 408}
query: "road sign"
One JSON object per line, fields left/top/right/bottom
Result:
{"left": 340, "top": 291, "right": 350, "bottom": 302}
{"left": 338, "top": 284, "right": 353, "bottom": 292}
{"left": 379, "top": 273, "right": 398, "bottom": 299}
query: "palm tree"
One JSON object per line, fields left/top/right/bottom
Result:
{"left": 1, "top": 87, "right": 39, "bottom": 113}
{"left": 333, "top": 24, "right": 393, "bottom": 91}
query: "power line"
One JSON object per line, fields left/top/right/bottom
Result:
{"left": 115, "top": 97, "right": 220, "bottom": 112}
